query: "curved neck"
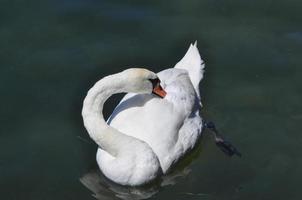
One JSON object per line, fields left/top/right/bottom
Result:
{"left": 82, "top": 72, "right": 133, "bottom": 156}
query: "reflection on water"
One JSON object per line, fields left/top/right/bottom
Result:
{"left": 80, "top": 142, "right": 203, "bottom": 200}
{"left": 80, "top": 168, "right": 189, "bottom": 200}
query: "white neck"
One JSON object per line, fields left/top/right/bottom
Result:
{"left": 81, "top": 70, "right": 161, "bottom": 185}
{"left": 81, "top": 72, "right": 134, "bottom": 156}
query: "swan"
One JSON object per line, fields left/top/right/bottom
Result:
{"left": 82, "top": 42, "right": 239, "bottom": 186}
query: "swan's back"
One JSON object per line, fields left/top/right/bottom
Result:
{"left": 105, "top": 43, "right": 205, "bottom": 172}
{"left": 107, "top": 69, "right": 200, "bottom": 172}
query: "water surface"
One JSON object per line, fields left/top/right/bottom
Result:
{"left": 1, "top": 0, "right": 301, "bottom": 199}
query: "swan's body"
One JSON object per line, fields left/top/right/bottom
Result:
{"left": 82, "top": 43, "right": 205, "bottom": 186}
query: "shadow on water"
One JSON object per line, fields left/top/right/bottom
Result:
{"left": 80, "top": 140, "right": 207, "bottom": 200}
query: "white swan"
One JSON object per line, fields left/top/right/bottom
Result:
{"left": 82, "top": 42, "right": 204, "bottom": 186}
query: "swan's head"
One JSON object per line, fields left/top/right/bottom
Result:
{"left": 122, "top": 68, "right": 166, "bottom": 98}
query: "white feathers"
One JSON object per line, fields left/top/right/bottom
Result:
{"left": 174, "top": 41, "right": 205, "bottom": 97}
{"left": 82, "top": 42, "right": 205, "bottom": 186}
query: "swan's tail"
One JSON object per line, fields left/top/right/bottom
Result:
{"left": 174, "top": 41, "right": 205, "bottom": 97}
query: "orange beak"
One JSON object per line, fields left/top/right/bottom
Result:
{"left": 152, "top": 84, "right": 167, "bottom": 98}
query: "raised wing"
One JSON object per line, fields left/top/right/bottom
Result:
{"left": 174, "top": 41, "right": 205, "bottom": 97}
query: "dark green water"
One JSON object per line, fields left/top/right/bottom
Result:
{"left": 1, "top": 0, "right": 301, "bottom": 199}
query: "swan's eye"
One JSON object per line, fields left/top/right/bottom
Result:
{"left": 148, "top": 78, "right": 160, "bottom": 89}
